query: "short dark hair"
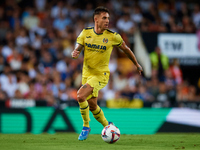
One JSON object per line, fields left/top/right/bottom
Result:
{"left": 93, "top": 6, "right": 110, "bottom": 18}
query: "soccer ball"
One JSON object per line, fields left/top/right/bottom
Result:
{"left": 101, "top": 125, "right": 120, "bottom": 143}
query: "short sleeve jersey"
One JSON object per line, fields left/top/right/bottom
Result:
{"left": 76, "top": 27, "right": 123, "bottom": 77}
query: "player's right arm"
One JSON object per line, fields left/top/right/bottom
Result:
{"left": 71, "top": 43, "right": 84, "bottom": 59}
{"left": 72, "top": 29, "right": 85, "bottom": 59}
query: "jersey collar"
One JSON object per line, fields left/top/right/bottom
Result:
{"left": 93, "top": 27, "right": 104, "bottom": 35}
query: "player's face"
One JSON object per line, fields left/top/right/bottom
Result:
{"left": 96, "top": 12, "right": 109, "bottom": 29}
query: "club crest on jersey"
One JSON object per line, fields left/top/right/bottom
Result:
{"left": 103, "top": 38, "right": 108, "bottom": 43}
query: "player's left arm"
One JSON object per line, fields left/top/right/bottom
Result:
{"left": 119, "top": 41, "right": 143, "bottom": 75}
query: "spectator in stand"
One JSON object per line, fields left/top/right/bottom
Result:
{"left": 102, "top": 80, "right": 117, "bottom": 100}
{"left": 85, "top": 17, "right": 95, "bottom": 28}
{"left": 42, "top": 29, "right": 57, "bottom": 49}
{"left": 7, "top": 50, "right": 23, "bottom": 71}
{"left": 176, "top": 2, "right": 191, "bottom": 24}
{"left": 192, "top": 5, "right": 200, "bottom": 29}
{"left": 56, "top": 52, "right": 67, "bottom": 75}
{"left": 51, "top": 74, "right": 66, "bottom": 98}
{"left": 40, "top": 51, "right": 54, "bottom": 71}
{"left": 23, "top": 8, "right": 40, "bottom": 30}
{"left": 147, "top": 76, "right": 160, "bottom": 100}
{"left": 17, "top": 73, "right": 30, "bottom": 97}
{"left": 15, "top": 28, "right": 29, "bottom": 49}
{"left": 116, "top": 13, "right": 135, "bottom": 34}
{"left": 143, "top": 4, "right": 158, "bottom": 23}
{"left": 35, "top": 0, "right": 47, "bottom": 12}
{"left": 187, "top": 85, "right": 197, "bottom": 101}
{"left": 53, "top": 11, "right": 72, "bottom": 32}
{"left": 169, "top": 59, "right": 183, "bottom": 85}
{"left": 0, "top": 7, "right": 10, "bottom": 40}
{"left": 176, "top": 82, "right": 197, "bottom": 102}
{"left": 127, "top": 72, "right": 138, "bottom": 98}
{"left": 164, "top": 69, "right": 177, "bottom": 106}
{"left": 113, "top": 71, "right": 128, "bottom": 93}
{"left": 134, "top": 84, "right": 154, "bottom": 102}
{"left": 0, "top": 55, "right": 5, "bottom": 74}
{"left": 58, "top": 87, "right": 69, "bottom": 102}
{"left": 1, "top": 40, "right": 15, "bottom": 59}
{"left": 31, "top": 32, "right": 42, "bottom": 52}
{"left": 0, "top": 90, "right": 8, "bottom": 101}
{"left": 51, "top": 0, "right": 68, "bottom": 19}
{"left": 131, "top": 5, "right": 143, "bottom": 24}
{"left": 25, "top": 80, "right": 38, "bottom": 99}
{"left": 1, "top": 72, "right": 18, "bottom": 98}
{"left": 182, "top": 15, "right": 196, "bottom": 33}
{"left": 150, "top": 46, "right": 169, "bottom": 81}
{"left": 62, "top": 28, "right": 76, "bottom": 57}
{"left": 140, "top": 18, "right": 149, "bottom": 32}
{"left": 41, "top": 82, "right": 55, "bottom": 106}
{"left": 176, "top": 80, "right": 190, "bottom": 101}
{"left": 139, "top": 0, "right": 154, "bottom": 12}
{"left": 82, "top": 3, "right": 94, "bottom": 21}
{"left": 0, "top": 6, "right": 5, "bottom": 25}
{"left": 198, "top": 78, "right": 200, "bottom": 96}
{"left": 165, "top": 15, "right": 180, "bottom": 32}
{"left": 159, "top": 2, "right": 171, "bottom": 23}
{"left": 67, "top": 4, "right": 82, "bottom": 22}
{"left": 108, "top": 52, "right": 118, "bottom": 75}
{"left": 9, "top": 7, "right": 22, "bottom": 30}
{"left": 157, "top": 82, "right": 169, "bottom": 107}
{"left": 31, "top": 19, "right": 47, "bottom": 38}
{"left": 75, "top": 19, "right": 86, "bottom": 37}
{"left": 2, "top": 30, "right": 15, "bottom": 45}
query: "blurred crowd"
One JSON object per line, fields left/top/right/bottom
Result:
{"left": 0, "top": 0, "right": 199, "bottom": 107}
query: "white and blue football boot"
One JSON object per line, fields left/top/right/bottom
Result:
{"left": 78, "top": 126, "right": 91, "bottom": 141}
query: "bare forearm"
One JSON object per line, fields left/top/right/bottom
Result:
{"left": 71, "top": 43, "right": 84, "bottom": 58}
{"left": 75, "top": 43, "right": 83, "bottom": 52}
{"left": 124, "top": 48, "right": 138, "bottom": 66}
{"left": 120, "top": 42, "right": 139, "bottom": 66}
{"left": 119, "top": 41, "right": 143, "bottom": 75}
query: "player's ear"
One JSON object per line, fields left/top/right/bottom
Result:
{"left": 94, "top": 15, "right": 98, "bottom": 23}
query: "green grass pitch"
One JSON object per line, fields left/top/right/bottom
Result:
{"left": 0, "top": 133, "right": 199, "bottom": 150}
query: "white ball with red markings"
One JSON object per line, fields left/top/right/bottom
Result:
{"left": 101, "top": 125, "right": 120, "bottom": 143}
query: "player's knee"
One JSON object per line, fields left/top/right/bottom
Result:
{"left": 77, "top": 92, "right": 85, "bottom": 102}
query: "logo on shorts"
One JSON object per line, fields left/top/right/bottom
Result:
{"left": 103, "top": 38, "right": 108, "bottom": 43}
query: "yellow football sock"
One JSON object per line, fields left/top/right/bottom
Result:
{"left": 92, "top": 105, "right": 108, "bottom": 127}
{"left": 79, "top": 101, "right": 90, "bottom": 127}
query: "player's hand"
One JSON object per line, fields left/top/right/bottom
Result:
{"left": 71, "top": 50, "right": 80, "bottom": 59}
{"left": 136, "top": 64, "right": 143, "bottom": 75}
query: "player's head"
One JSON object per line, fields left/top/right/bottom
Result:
{"left": 93, "top": 6, "right": 110, "bottom": 29}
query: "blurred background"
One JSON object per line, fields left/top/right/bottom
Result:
{"left": 0, "top": 0, "right": 200, "bottom": 134}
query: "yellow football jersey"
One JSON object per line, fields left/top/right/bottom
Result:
{"left": 76, "top": 27, "right": 123, "bottom": 77}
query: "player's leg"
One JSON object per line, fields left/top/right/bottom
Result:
{"left": 87, "top": 72, "right": 112, "bottom": 127}
{"left": 88, "top": 97, "right": 109, "bottom": 127}
{"left": 77, "top": 83, "right": 93, "bottom": 141}
{"left": 77, "top": 83, "right": 93, "bottom": 128}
